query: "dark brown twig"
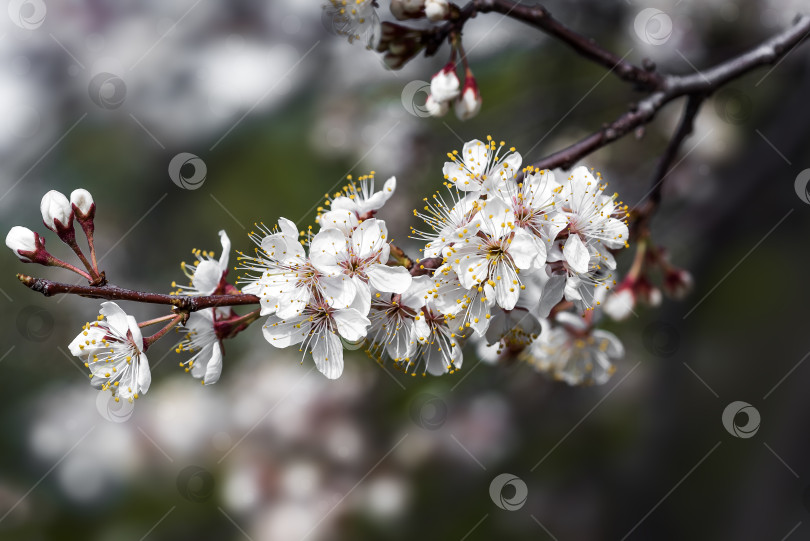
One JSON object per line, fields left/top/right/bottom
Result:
{"left": 529, "top": 14, "right": 810, "bottom": 172}
{"left": 18, "top": 274, "right": 260, "bottom": 312}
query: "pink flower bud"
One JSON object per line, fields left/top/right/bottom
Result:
{"left": 663, "top": 268, "right": 693, "bottom": 300}
{"left": 430, "top": 63, "right": 460, "bottom": 102}
{"left": 425, "top": 0, "right": 449, "bottom": 21}
{"left": 635, "top": 275, "right": 662, "bottom": 307}
{"left": 40, "top": 190, "right": 73, "bottom": 232}
{"left": 455, "top": 78, "right": 482, "bottom": 120}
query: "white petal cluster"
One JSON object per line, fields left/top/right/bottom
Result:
{"left": 239, "top": 176, "right": 412, "bottom": 380}
{"left": 403, "top": 136, "right": 630, "bottom": 384}
{"left": 522, "top": 313, "right": 624, "bottom": 386}
{"left": 234, "top": 137, "right": 629, "bottom": 383}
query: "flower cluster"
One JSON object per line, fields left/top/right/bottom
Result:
{"left": 7, "top": 137, "right": 635, "bottom": 406}
{"left": 403, "top": 136, "right": 630, "bottom": 382}
{"left": 237, "top": 174, "right": 411, "bottom": 379}
{"left": 233, "top": 136, "right": 630, "bottom": 383}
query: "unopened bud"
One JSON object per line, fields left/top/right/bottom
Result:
{"left": 425, "top": 0, "right": 449, "bottom": 21}
{"left": 40, "top": 190, "right": 73, "bottom": 233}
{"left": 70, "top": 188, "right": 95, "bottom": 219}
{"left": 455, "top": 78, "right": 482, "bottom": 120}
{"left": 390, "top": 0, "right": 425, "bottom": 20}
{"left": 663, "top": 268, "right": 693, "bottom": 300}
{"left": 430, "top": 63, "right": 460, "bottom": 102}
{"left": 425, "top": 94, "right": 449, "bottom": 117}
{"left": 6, "top": 226, "right": 47, "bottom": 263}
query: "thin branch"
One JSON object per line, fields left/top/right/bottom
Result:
{"left": 530, "top": 14, "right": 810, "bottom": 172}
{"left": 424, "top": 0, "right": 662, "bottom": 89}
{"left": 475, "top": 0, "right": 663, "bottom": 89}
{"left": 17, "top": 274, "right": 259, "bottom": 312}
{"left": 645, "top": 94, "right": 704, "bottom": 212}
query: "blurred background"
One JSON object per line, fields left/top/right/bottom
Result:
{"left": 1, "top": 0, "right": 810, "bottom": 539}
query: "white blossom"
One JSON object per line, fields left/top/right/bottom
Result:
{"left": 442, "top": 137, "right": 522, "bottom": 193}
{"left": 444, "top": 198, "right": 541, "bottom": 310}
{"left": 238, "top": 218, "right": 354, "bottom": 318}
{"left": 263, "top": 298, "right": 370, "bottom": 379}
{"left": 524, "top": 312, "right": 623, "bottom": 386}
{"left": 310, "top": 218, "right": 412, "bottom": 316}
{"left": 173, "top": 230, "right": 231, "bottom": 297}
{"left": 68, "top": 302, "right": 151, "bottom": 402}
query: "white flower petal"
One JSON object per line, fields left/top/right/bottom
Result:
{"left": 192, "top": 260, "right": 222, "bottom": 296}
{"left": 137, "top": 353, "right": 151, "bottom": 394}
{"left": 366, "top": 264, "right": 412, "bottom": 294}
{"left": 203, "top": 342, "right": 223, "bottom": 385}
{"left": 262, "top": 315, "right": 308, "bottom": 348}
{"left": 100, "top": 302, "right": 129, "bottom": 337}
{"left": 217, "top": 230, "right": 231, "bottom": 272}
{"left": 312, "top": 331, "right": 344, "bottom": 379}
{"left": 563, "top": 234, "right": 590, "bottom": 275}
{"left": 334, "top": 308, "right": 370, "bottom": 342}
{"left": 310, "top": 228, "right": 348, "bottom": 275}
